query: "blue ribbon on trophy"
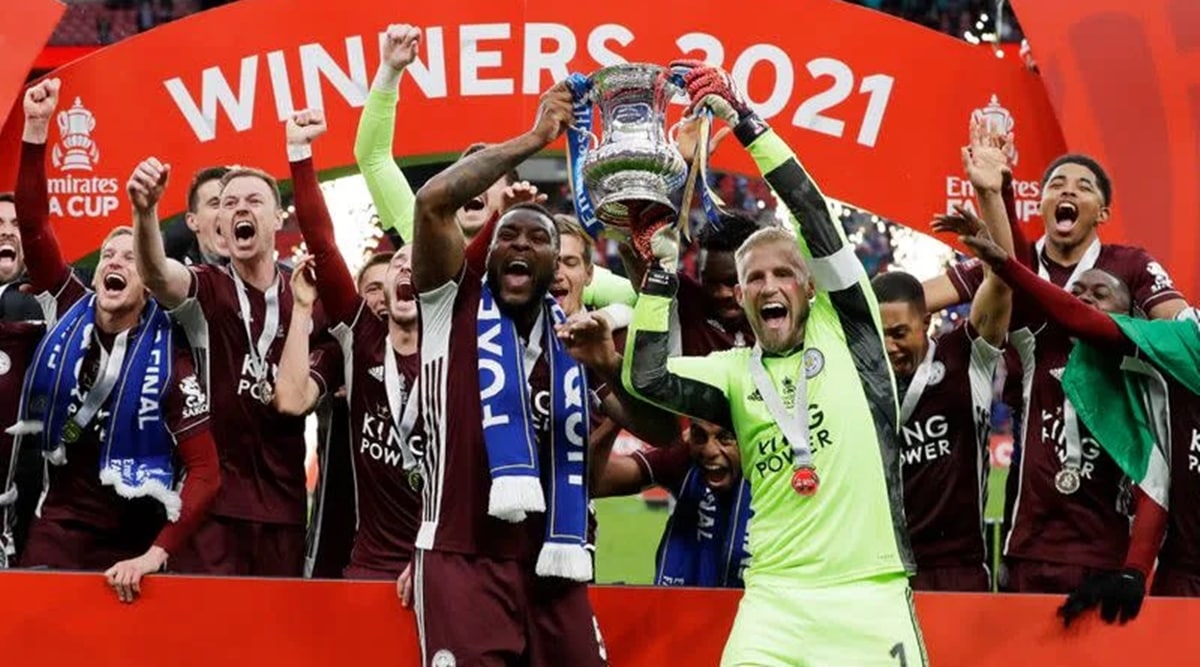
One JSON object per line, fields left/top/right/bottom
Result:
{"left": 564, "top": 73, "right": 604, "bottom": 239}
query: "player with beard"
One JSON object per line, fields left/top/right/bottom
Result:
{"left": 7, "top": 79, "right": 220, "bottom": 602}
{"left": 624, "top": 63, "right": 925, "bottom": 665}
{"left": 265, "top": 109, "right": 422, "bottom": 583}
{"left": 873, "top": 131, "right": 1015, "bottom": 592}
{"left": 161, "top": 166, "right": 231, "bottom": 266}
{"left": 130, "top": 150, "right": 322, "bottom": 577}
{"left": 409, "top": 80, "right": 675, "bottom": 667}
{"left": 946, "top": 228, "right": 1186, "bottom": 623}
{"left": 928, "top": 153, "right": 1185, "bottom": 593}
{"left": 0, "top": 189, "right": 48, "bottom": 562}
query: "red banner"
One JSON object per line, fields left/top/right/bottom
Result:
{"left": 0, "top": 571, "right": 1195, "bottom": 665}
{"left": 0, "top": 0, "right": 1064, "bottom": 262}
{"left": 1012, "top": 0, "right": 1200, "bottom": 300}
{"left": 0, "top": 0, "right": 65, "bottom": 131}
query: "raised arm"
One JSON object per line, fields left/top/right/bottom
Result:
{"left": 960, "top": 128, "right": 1015, "bottom": 347}
{"left": 272, "top": 257, "right": 323, "bottom": 416}
{"left": 621, "top": 270, "right": 735, "bottom": 430}
{"left": 127, "top": 159, "right": 193, "bottom": 309}
{"left": 15, "top": 80, "right": 71, "bottom": 293}
{"left": 286, "top": 110, "right": 362, "bottom": 326}
{"left": 355, "top": 24, "right": 420, "bottom": 240}
{"left": 960, "top": 236, "right": 1132, "bottom": 353}
{"left": 411, "top": 81, "right": 572, "bottom": 291}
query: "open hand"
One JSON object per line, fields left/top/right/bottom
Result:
{"left": 557, "top": 311, "right": 619, "bottom": 375}
{"left": 931, "top": 204, "right": 987, "bottom": 239}
{"left": 291, "top": 254, "right": 318, "bottom": 308}
{"left": 500, "top": 181, "right": 549, "bottom": 211}
{"left": 961, "top": 235, "right": 1010, "bottom": 271}
{"left": 104, "top": 546, "right": 168, "bottom": 604}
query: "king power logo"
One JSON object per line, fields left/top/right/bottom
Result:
{"left": 944, "top": 94, "right": 1043, "bottom": 224}
{"left": 48, "top": 97, "right": 121, "bottom": 219}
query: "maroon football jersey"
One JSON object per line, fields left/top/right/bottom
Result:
{"left": 311, "top": 301, "right": 422, "bottom": 577}
{"left": 0, "top": 321, "right": 45, "bottom": 479}
{"left": 1003, "top": 322, "right": 1132, "bottom": 569}
{"left": 35, "top": 276, "right": 209, "bottom": 532}
{"left": 947, "top": 242, "right": 1184, "bottom": 322}
{"left": 631, "top": 443, "right": 692, "bottom": 495}
{"left": 899, "top": 324, "right": 1000, "bottom": 569}
{"left": 1156, "top": 380, "right": 1200, "bottom": 573}
{"left": 171, "top": 264, "right": 309, "bottom": 525}
{"left": 677, "top": 273, "right": 754, "bottom": 357}
{"left": 416, "top": 265, "right": 569, "bottom": 562}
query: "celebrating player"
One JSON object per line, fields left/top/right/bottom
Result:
{"left": 9, "top": 79, "right": 220, "bottom": 602}
{"left": 623, "top": 63, "right": 926, "bottom": 666}
{"left": 873, "top": 130, "right": 1016, "bottom": 592}
{"left": 131, "top": 150, "right": 321, "bottom": 577}
{"left": 161, "top": 166, "right": 232, "bottom": 266}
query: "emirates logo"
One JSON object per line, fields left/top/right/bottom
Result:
{"left": 52, "top": 97, "right": 100, "bottom": 172}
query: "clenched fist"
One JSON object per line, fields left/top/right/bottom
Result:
{"left": 287, "top": 109, "right": 328, "bottom": 147}
{"left": 382, "top": 24, "right": 422, "bottom": 72}
{"left": 23, "top": 78, "right": 61, "bottom": 143}
{"left": 127, "top": 157, "right": 171, "bottom": 214}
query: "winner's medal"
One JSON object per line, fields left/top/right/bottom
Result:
{"left": 791, "top": 465, "right": 820, "bottom": 497}
{"left": 256, "top": 377, "right": 275, "bottom": 406}
{"left": 60, "top": 420, "right": 83, "bottom": 445}
{"left": 407, "top": 469, "right": 424, "bottom": 493}
{"left": 1054, "top": 468, "right": 1081, "bottom": 495}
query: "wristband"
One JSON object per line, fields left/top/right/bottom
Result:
{"left": 642, "top": 268, "right": 679, "bottom": 298}
{"left": 733, "top": 112, "right": 770, "bottom": 146}
{"left": 286, "top": 143, "right": 313, "bottom": 163}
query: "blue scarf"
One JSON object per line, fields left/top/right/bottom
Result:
{"left": 477, "top": 279, "right": 591, "bottom": 581}
{"left": 655, "top": 469, "right": 751, "bottom": 588}
{"left": 11, "top": 295, "right": 180, "bottom": 519}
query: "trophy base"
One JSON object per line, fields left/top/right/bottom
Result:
{"left": 594, "top": 174, "right": 679, "bottom": 233}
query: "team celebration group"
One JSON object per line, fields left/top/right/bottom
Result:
{"left": 2, "top": 20, "right": 1198, "bottom": 667}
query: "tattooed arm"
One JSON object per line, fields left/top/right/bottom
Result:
{"left": 411, "top": 81, "right": 573, "bottom": 292}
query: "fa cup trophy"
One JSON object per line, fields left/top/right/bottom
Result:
{"left": 565, "top": 63, "right": 690, "bottom": 240}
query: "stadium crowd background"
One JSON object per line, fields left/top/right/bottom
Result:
{"left": 21, "top": 0, "right": 1035, "bottom": 587}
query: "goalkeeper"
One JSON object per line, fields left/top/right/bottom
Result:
{"left": 622, "top": 62, "right": 928, "bottom": 667}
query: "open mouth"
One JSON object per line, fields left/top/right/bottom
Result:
{"left": 102, "top": 272, "right": 127, "bottom": 293}
{"left": 701, "top": 462, "right": 730, "bottom": 485}
{"left": 0, "top": 244, "right": 17, "bottom": 264}
{"left": 394, "top": 281, "right": 415, "bottom": 303}
{"left": 233, "top": 219, "right": 256, "bottom": 242}
{"left": 760, "top": 302, "right": 788, "bottom": 325}
{"left": 501, "top": 259, "right": 533, "bottom": 291}
{"left": 463, "top": 197, "right": 486, "bottom": 213}
{"left": 550, "top": 285, "right": 569, "bottom": 298}
{"left": 1053, "top": 202, "right": 1079, "bottom": 232}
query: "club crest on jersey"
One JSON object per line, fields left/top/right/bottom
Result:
{"left": 368, "top": 365, "right": 384, "bottom": 383}
{"left": 927, "top": 361, "right": 945, "bottom": 386}
{"left": 0, "top": 350, "right": 10, "bottom": 376}
{"left": 803, "top": 348, "right": 824, "bottom": 378}
{"left": 431, "top": 650, "right": 457, "bottom": 667}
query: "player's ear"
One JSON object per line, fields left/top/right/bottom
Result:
{"left": 734, "top": 283, "right": 744, "bottom": 307}
{"left": 1097, "top": 203, "right": 1110, "bottom": 224}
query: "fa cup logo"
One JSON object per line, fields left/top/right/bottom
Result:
{"left": 52, "top": 98, "right": 100, "bottom": 172}
{"left": 970, "top": 95, "right": 1018, "bottom": 167}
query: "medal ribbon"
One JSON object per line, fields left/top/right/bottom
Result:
{"left": 747, "top": 344, "right": 813, "bottom": 471}
{"left": 66, "top": 329, "right": 131, "bottom": 440}
{"left": 231, "top": 267, "right": 281, "bottom": 384}
{"left": 383, "top": 340, "right": 421, "bottom": 472}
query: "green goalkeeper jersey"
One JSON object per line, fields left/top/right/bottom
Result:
{"left": 623, "top": 128, "right": 913, "bottom": 587}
